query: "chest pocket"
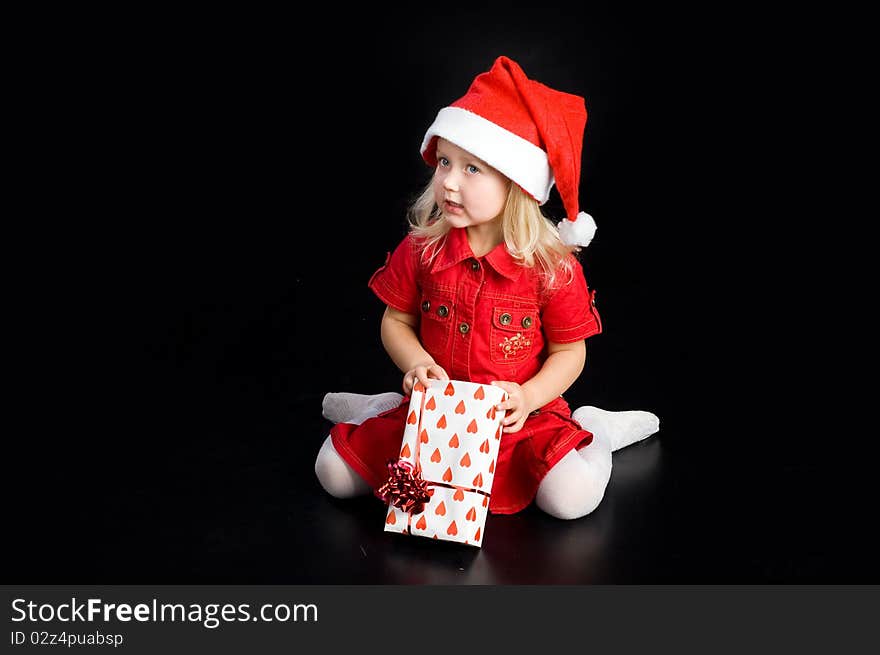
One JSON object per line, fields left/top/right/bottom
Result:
{"left": 418, "top": 289, "right": 454, "bottom": 354}
{"left": 490, "top": 305, "right": 538, "bottom": 364}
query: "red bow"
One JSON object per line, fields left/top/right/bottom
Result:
{"left": 378, "top": 459, "right": 431, "bottom": 515}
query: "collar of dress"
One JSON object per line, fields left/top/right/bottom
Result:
{"left": 428, "top": 227, "right": 524, "bottom": 281}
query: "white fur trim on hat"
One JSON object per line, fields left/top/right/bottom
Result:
{"left": 558, "top": 211, "right": 597, "bottom": 247}
{"left": 421, "top": 106, "right": 554, "bottom": 204}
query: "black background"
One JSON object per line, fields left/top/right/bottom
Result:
{"left": 8, "top": 7, "right": 871, "bottom": 583}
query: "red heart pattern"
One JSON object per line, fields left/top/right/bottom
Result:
{"left": 384, "top": 379, "right": 506, "bottom": 547}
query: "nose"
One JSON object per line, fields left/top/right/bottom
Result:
{"left": 442, "top": 169, "right": 460, "bottom": 192}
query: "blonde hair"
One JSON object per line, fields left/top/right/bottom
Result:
{"left": 406, "top": 179, "right": 578, "bottom": 289}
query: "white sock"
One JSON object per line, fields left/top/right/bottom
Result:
{"left": 571, "top": 405, "right": 660, "bottom": 452}
{"left": 322, "top": 391, "right": 404, "bottom": 425}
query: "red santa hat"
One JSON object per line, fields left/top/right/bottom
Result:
{"left": 421, "top": 56, "right": 596, "bottom": 247}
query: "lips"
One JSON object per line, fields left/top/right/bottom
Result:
{"left": 444, "top": 199, "right": 464, "bottom": 214}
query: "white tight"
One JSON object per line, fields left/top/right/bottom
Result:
{"left": 314, "top": 436, "right": 371, "bottom": 499}
{"left": 534, "top": 431, "right": 613, "bottom": 519}
{"left": 314, "top": 429, "right": 613, "bottom": 520}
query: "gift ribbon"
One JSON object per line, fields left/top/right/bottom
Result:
{"left": 377, "top": 459, "right": 432, "bottom": 515}
{"left": 379, "top": 387, "right": 491, "bottom": 534}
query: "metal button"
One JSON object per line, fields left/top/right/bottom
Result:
{"left": 521, "top": 316, "right": 533, "bottom": 328}
{"left": 459, "top": 322, "right": 470, "bottom": 334}
{"left": 437, "top": 305, "right": 449, "bottom": 317}
{"left": 421, "top": 300, "right": 430, "bottom": 312}
{"left": 470, "top": 259, "right": 480, "bottom": 271}
{"left": 499, "top": 313, "right": 512, "bottom": 326}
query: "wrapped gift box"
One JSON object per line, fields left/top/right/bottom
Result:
{"left": 381, "top": 379, "right": 507, "bottom": 547}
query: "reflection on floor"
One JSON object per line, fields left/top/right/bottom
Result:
{"left": 11, "top": 381, "right": 865, "bottom": 584}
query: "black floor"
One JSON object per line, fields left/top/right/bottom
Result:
{"left": 9, "top": 338, "right": 875, "bottom": 584}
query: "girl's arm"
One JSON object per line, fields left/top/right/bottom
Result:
{"left": 493, "top": 340, "right": 586, "bottom": 433}
{"left": 381, "top": 306, "right": 449, "bottom": 393}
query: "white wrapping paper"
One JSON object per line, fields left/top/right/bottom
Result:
{"left": 383, "top": 380, "right": 507, "bottom": 547}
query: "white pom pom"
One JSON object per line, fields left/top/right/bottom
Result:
{"left": 558, "top": 211, "right": 597, "bottom": 247}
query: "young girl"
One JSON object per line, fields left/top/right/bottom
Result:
{"left": 315, "top": 56, "right": 659, "bottom": 520}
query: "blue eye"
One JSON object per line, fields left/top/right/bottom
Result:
{"left": 466, "top": 164, "right": 480, "bottom": 174}
{"left": 438, "top": 157, "right": 449, "bottom": 167}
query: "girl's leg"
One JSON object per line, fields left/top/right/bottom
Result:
{"left": 535, "top": 430, "right": 613, "bottom": 520}
{"left": 535, "top": 406, "right": 660, "bottom": 519}
{"left": 322, "top": 392, "right": 404, "bottom": 425}
{"left": 571, "top": 406, "right": 660, "bottom": 452}
{"left": 314, "top": 435, "right": 371, "bottom": 498}
{"left": 315, "top": 391, "right": 404, "bottom": 499}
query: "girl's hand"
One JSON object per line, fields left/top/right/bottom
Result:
{"left": 403, "top": 362, "right": 449, "bottom": 394}
{"left": 491, "top": 381, "right": 533, "bottom": 434}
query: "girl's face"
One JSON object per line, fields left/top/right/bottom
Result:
{"left": 433, "top": 138, "right": 510, "bottom": 231}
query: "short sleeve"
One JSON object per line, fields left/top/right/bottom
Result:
{"left": 367, "top": 234, "right": 421, "bottom": 315}
{"left": 541, "top": 256, "right": 603, "bottom": 343}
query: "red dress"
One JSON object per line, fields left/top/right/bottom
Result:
{"left": 331, "top": 228, "right": 603, "bottom": 514}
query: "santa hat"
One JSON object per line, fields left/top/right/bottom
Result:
{"left": 421, "top": 56, "right": 596, "bottom": 247}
